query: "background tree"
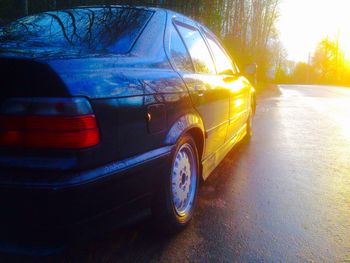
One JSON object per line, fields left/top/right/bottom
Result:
{"left": 312, "top": 36, "right": 344, "bottom": 84}
{"left": 280, "top": 36, "right": 350, "bottom": 86}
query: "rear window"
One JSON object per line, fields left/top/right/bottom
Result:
{"left": 0, "top": 7, "right": 153, "bottom": 57}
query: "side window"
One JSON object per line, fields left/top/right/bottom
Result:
{"left": 175, "top": 22, "right": 216, "bottom": 74}
{"left": 169, "top": 25, "right": 194, "bottom": 72}
{"left": 203, "top": 30, "right": 237, "bottom": 75}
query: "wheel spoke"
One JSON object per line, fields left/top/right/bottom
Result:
{"left": 171, "top": 143, "right": 197, "bottom": 216}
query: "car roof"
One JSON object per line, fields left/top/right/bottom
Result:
{"left": 59, "top": 5, "right": 161, "bottom": 12}
{"left": 25, "top": 5, "right": 197, "bottom": 27}
{"left": 52, "top": 5, "right": 204, "bottom": 29}
{"left": 57, "top": 5, "right": 189, "bottom": 19}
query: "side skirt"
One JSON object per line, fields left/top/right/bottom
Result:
{"left": 201, "top": 124, "right": 247, "bottom": 181}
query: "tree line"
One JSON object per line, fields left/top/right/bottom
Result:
{"left": 276, "top": 36, "right": 350, "bottom": 87}
{"left": 0, "top": 0, "right": 281, "bottom": 86}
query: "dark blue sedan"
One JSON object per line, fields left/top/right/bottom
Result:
{"left": 0, "top": 6, "right": 255, "bottom": 243}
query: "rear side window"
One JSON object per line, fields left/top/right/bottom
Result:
{"left": 175, "top": 22, "right": 216, "bottom": 74}
{"left": 0, "top": 7, "right": 153, "bottom": 57}
{"left": 169, "top": 24, "right": 194, "bottom": 72}
{"left": 203, "top": 29, "right": 237, "bottom": 75}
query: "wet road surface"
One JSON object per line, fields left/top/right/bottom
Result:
{"left": 4, "top": 85, "right": 350, "bottom": 262}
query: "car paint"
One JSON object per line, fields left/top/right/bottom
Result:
{"left": 0, "top": 6, "right": 255, "bottom": 242}
{"left": 164, "top": 12, "right": 254, "bottom": 179}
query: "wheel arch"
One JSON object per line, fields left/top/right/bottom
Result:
{"left": 164, "top": 113, "right": 205, "bottom": 165}
{"left": 185, "top": 127, "right": 204, "bottom": 163}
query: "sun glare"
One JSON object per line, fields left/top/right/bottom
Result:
{"left": 278, "top": 0, "right": 350, "bottom": 62}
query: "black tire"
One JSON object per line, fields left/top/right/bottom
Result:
{"left": 152, "top": 134, "right": 199, "bottom": 234}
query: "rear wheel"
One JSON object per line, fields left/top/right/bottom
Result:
{"left": 152, "top": 134, "right": 199, "bottom": 234}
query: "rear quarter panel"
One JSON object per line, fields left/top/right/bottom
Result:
{"left": 0, "top": 9, "right": 194, "bottom": 179}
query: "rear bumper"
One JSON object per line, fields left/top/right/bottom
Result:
{"left": 0, "top": 146, "right": 173, "bottom": 245}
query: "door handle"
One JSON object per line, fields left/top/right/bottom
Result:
{"left": 223, "top": 75, "right": 238, "bottom": 83}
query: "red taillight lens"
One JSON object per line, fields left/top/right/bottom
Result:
{"left": 0, "top": 115, "right": 100, "bottom": 149}
{"left": 0, "top": 97, "right": 100, "bottom": 149}
{"left": 0, "top": 115, "right": 98, "bottom": 131}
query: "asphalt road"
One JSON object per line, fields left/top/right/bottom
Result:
{"left": 5, "top": 85, "right": 350, "bottom": 262}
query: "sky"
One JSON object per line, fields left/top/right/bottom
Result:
{"left": 277, "top": 0, "right": 350, "bottom": 62}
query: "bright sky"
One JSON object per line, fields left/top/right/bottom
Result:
{"left": 277, "top": 0, "right": 350, "bottom": 62}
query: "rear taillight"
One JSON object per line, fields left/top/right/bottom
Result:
{"left": 0, "top": 98, "right": 100, "bottom": 149}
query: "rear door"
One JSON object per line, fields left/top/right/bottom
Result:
{"left": 200, "top": 27, "right": 250, "bottom": 141}
{"left": 172, "top": 19, "right": 230, "bottom": 158}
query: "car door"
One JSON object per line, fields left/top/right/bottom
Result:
{"left": 200, "top": 27, "right": 250, "bottom": 141}
{"left": 173, "top": 19, "right": 230, "bottom": 159}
